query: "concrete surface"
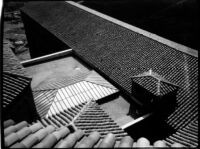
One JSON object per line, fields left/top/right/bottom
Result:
{"left": 25, "top": 56, "right": 90, "bottom": 89}
{"left": 100, "top": 96, "right": 134, "bottom": 127}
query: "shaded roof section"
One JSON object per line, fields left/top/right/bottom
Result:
{"left": 21, "top": 1, "right": 198, "bottom": 130}
{"left": 164, "top": 119, "right": 198, "bottom": 147}
{"left": 3, "top": 45, "right": 31, "bottom": 108}
{"left": 3, "top": 72, "right": 31, "bottom": 108}
{"left": 3, "top": 45, "right": 30, "bottom": 77}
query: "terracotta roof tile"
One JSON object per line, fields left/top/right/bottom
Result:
{"left": 76, "top": 131, "right": 101, "bottom": 148}
{"left": 153, "top": 140, "right": 167, "bottom": 147}
{"left": 4, "top": 119, "right": 15, "bottom": 128}
{"left": 33, "top": 134, "right": 57, "bottom": 148}
{"left": 4, "top": 121, "right": 28, "bottom": 137}
{"left": 171, "top": 142, "right": 185, "bottom": 147}
{"left": 16, "top": 126, "right": 32, "bottom": 140}
{"left": 52, "top": 126, "right": 70, "bottom": 140}
{"left": 55, "top": 129, "right": 85, "bottom": 148}
{"left": 29, "top": 122, "right": 43, "bottom": 133}
{"left": 118, "top": 136, "right": 134, "bottom": 147}
{"left": 136, "top": 137, "right": 150, "bottom": 147}
{"left": 99, "top": 133, "right": 116, "bottom": 148}
{"left": 4, "top": 119, "right": 186, "bottom": 148}
{"left": 21, "top": 133, "right": 39, "bottom": 148}
{"left": 10, "top": 142, "right": 26, "bottom": 148}
{"left": 5, "top": 132, "right": 19, "bottom": 147}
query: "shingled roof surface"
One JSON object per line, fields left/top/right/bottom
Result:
{"left": 3, "top": 46, "right": 29, "bottom": 77}
{"left": 21, "top": 1, "right": 198, "bottom": 147}
{"left": 3, "top": 45, "right": 31, "bottom": 108}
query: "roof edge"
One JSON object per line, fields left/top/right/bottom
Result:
{"left": 67, "top": 1, "right": 198, "bottom": 58}
{"left": 21, "top": 49, "right": 72, "bottom": 67}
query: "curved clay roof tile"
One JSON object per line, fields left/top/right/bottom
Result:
{"left": 33, "top": 134, "right": 57, "bottom": 148}
{"left": 16, "top": 126, "right": 32, "bottom": 140}
{"left": 21, "top": 134, "right": 39, "bottom": 148}
{"left": 4, "top": 121, "right": 28, "bottom": 137}
{"left": 136, "top": 137, "right": 150, "bottom": 147}
{"left": 29, "top": 122, "right": 43, "bottom": 133}
{"left": 77, "top": 131, "right": 101, "bottom": 148}
{"left": 4, "top": 119, "right": 15, "bottom": 128}
{"left": 5, "top": 133, "right": 19, "bottom": 147}
{"left": 118, "top": 136, "right": 134, "bottom": 147}
{"left": 10, "top": 142, "right": 26, "bottom": 148}
{"left": 153, "top": 140, "right": 167, "bottom": 147}
{"left": 52, "top": 126, "right": 70, "bottom": 140}
{"left": 56, "top": 129, "right": 85, "bottom": 148}
{"left": 99, "top": 133, "right": 116, "bottom": 148}
{"left": 33, "top": 128, "right": 48, "bottom": 141}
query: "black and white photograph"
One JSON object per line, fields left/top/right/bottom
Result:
{"left": 1, "top": 0, "right": 198, "bottom": 148}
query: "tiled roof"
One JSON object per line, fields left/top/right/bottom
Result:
{"left": 3, "top": 72, "right": 31, "bottom": 108}
{"left": 164, "top": 119, "right": 198, "bottom": 147}
{"left": 3, "top": 46, "right": 31, "bottom": 108}
{"left": 4, "top": 119, "right": 185, "bottom": 148}
{"left": 21, "top": 1, "right": 198, "bottom": 130}
{"left": 20, "top": 1, "right": 198, "bottom": 147}
{"left": 33, "top": 90, "right": 58, "bottom": 118}
{"left": 3, "top": 45, "right": 29, "bottom": 77}
{"left": 33, "top": 80, "right": 118, "bottom": 118}
{"left": 36, "top": 99, "right": 126, "bottom": 141}
{"left": 131, "top": 69, "right": 179, "bottom": 96}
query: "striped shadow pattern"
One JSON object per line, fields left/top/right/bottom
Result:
{"left": 33, "top": 90, "right": 58, "bottom": 118}
{"left": 74, "top": 101, "right": 128, "bottom": 141}
{"left": 38, "top": 101, "right": 89, "bottom": 129}
{"left": 37, "top": 100, "right": 127, "bottom": 141}
{"left": 164, "top": 119, "right": 198, "bottom": 147}
{"left": 3, "top": 72, "right": 31, "bottom": 109}
{"left": 45, "top": 80, "right": 118, "bottom": 118}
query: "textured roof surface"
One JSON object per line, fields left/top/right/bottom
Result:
{"left": 3, "top": 72, "right": 31, "bottom": 108}
{"left": 131, "top": 70, "right": 179, "bottom": 96}
{"left": 3, "top": 45, "right": 31, "bottom": 108}
{"left": 21, "top": 1, "right": 198, "bottom": 147}
{"left": 3, "top": 45, "right": 29, "bottom": 77}
{"left": 4, "top": 119, "right": 184, "bottom": 148}
{"left": 34, "top": 92, "right": 125, "bottom": 140}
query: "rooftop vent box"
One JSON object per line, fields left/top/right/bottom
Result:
{"left": 131, "top": 69, "right": 179, "bottom": 115}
